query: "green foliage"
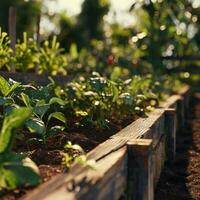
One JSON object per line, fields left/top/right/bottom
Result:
{"left": 0, "top": 108, "right": 40, "bottom": 192}
{"left": 0, "top": 76, "right": 21, "bottom": 97}
{"left": 0, "top": 70, "right": 184, "bottom": 194}
{"left": 0, "top": 30, "right": 12, "bottom": 70}
{"left": 62, "top": 142, "right": 95, "bottom": 169}
{"left": 0, "top": 153, "right": 40, "bottom": 191}
{"left": 0, "top": 30, "right": 68, "bottom": 75}
{"left": 57, "top": 72, "right": 177, "bottom": 130}
{"left": 14, "top": 32, "right": 39, "bottom": 72}
{"left": 129, "top": 0, "right": 199, "bottom": 72}
{"left": 71, "top": 0, "right": 110, "bottom": 47}
{"left": 39, "top": 36, "right": 68, "bottom": 75}
{"left": 0, "top": 0, "right": 41, "bottom": 37}
{"left": 0, "top": 108, "right": 32, "bottom": 153}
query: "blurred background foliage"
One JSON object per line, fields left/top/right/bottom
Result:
{"left": 0, "top": 0, "right": 200, "bottom": 77}
{"left": 0, "top": 0, "right": 41, "bottom": 37}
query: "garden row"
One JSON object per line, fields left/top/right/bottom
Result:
{"left": 0, "top": 28, "right": 191, "bottom": 80}
{"left": 21, "top": 82, "right": 190, "bottom": 200}
{"left": 0, "top": 73, "right": 185, "bottom": 199}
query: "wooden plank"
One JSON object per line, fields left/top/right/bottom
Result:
{"left": 152, "top": 134, "right": 166, "bottom": 187}
{"left": 88, "top": 127, "right": 150, "bottom": 161}
{"left": 35, "top": 15, "right": 41, "bottom": 74}
{"left": 23, "top": 147, "right": 127, "bottom": 200}
{"left": 180, "top": 86, "right": 190, "bottom": 117}
{"left": 87, "top": 137, "right": 128, "bottom": 161}
{"left": 136, "top": 109, "right": 165, "bottom": 148}
{"left": 179, "top": 85, "right": 190, "bottom": 97}
{"left": 177, "top": 97, "right": 185, "bottom": 131}
{"left": 90, "top": 109, "right": 165, "bottom": 162}
{"left": 165, "top": 108, "right": 177, "bottom": 163}
{"left": 159, "top": 95, "right": 180, "bottom": 109}
{"left": 127, "top": 139, "right": 154, "bottom": 200}
{"left": 112, "top": 109, "right": 165, "bottom": 140}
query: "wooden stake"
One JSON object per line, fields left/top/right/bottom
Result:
{"left": 35, "top": 15, "right": 41, "bottom": 74}
{"left": 177, "top": 97, "right": 185, "bottom": 132}
{"left": 127, "top": 139, "right": 154, "bottom": 200}
{"left": 165, "top": 108, "right": 177, "bottom": 163}
{"left": 9, "top": 7, "right": 16, "bottom": 72}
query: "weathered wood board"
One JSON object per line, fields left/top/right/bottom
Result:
{"left": 23, "top": 147, "right": 127, "bottom": 200}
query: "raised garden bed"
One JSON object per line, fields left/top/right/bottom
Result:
{"left": 15, "top": 86, "right": 190, "bottom": 200}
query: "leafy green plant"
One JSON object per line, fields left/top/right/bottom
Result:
{"left": 20, "top": 86, "right": 67, "bottom": 143}
{"left": 0, "top": 29, "right": 12, "bottom": 70}
{"left": 0, "top": 75, "right": 21, "bottom": 97}
{"left": 14, "top": 32, "right": 39, "bottom": 72}
{"left": 62, "top": 142, "right": 95, "bottom": 169}
{"left": 0, "top": 108, "right": 40, "bottom": 192}
{"left": 39, "top": 36, "right": 68, "bottom": 76}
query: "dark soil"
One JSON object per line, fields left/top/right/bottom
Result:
{"left": 155, "top": 93, "right": 200, "bottom": 200}
{"left": 1, "top": 115, "right": 137, "bottom": 200}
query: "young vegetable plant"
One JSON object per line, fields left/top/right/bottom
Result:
{"left": 0, "top": 29, "right": 12, "bottom": 71}
{"left": 0, "top": 76, "right": 22, "bottom": 119}
{"left": 0, "top": 75, "right": 21, "bottom": 98}
{"left": 63, "top": 72, "right": 119, "bottom": 130}
{"left": 39, "top": 36, "right": 68, "bottom": 76}
{"left": 62, "top": 142, "right": 95, "bottom": 169}
{"left": 0, "top": 108, "right": 40, "bottom": 193}
{"left": 20, "top": 85, "right": 67, "bottom": 144}
{"left": 14, "top": 32, "right": 39, "bottom": 72}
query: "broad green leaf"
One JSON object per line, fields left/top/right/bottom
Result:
{"left": 26, "top": 118, "right": 46, "bottom": 135}
{"left": 47, "top": 126, "right": 65, "bottom": 136}
{"left": 70, "top": 43, "right": 78, "bottom": 59}
{"left": 64, "top": 141, "right": 84, "bottom": 152}
{"left": 49, "top": 97, "right": 66, "bottom": 106}
{"left": 33, "top": 105, "right": 50, "bottom": 118}
{"left": 0, "top": 76, "right": 10, "bottom": 97}
{"left": 0, "top": 97, "right": 14, "bottom": 106}
{"left": 35, "top": 99, "right": 46, "bottom": 106}
{"left": 0, "top": 152, "right": 40, "bottom": 191}
{"left": 7, "top": 82, "right": 21, "bottom": 96}
{"left": 48, "top": 112, "right": 66, "bottom": 124}
{"left": 3, "top": 104, "right": 20, "bottom": 116}
{"left": 75, "top": 110, "right": 88, "bottom": 117}
{"left": 0, "top": 108, "right": 32, "bottom": 153}
{"left": 21, "top": 93, "right": 31, "bottom": 107}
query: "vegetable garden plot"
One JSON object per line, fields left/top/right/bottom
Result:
{"left": 20, "top": 87, "right": 189, "bottom": 200}
{"left": 0, "top": 1, "right": 199, "bottom": 199}
{"left": 0, "top": 72, "right": 189, "bottom": 200}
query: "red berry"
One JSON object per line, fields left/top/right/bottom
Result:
{"left": 107, "top": 55, "right": 115, "bottom": 65}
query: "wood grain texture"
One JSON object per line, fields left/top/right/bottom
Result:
{"left": 159, "top": 95, "right": 180, "bottom": 109}
{"left": 177, "top": 97, "right": 185, "bottom": 131}
{"left": 127, "top": 139, "right": 154, "bottom": 200}
{"left": 23, "top": 147, "right": 127, "bottom": 200}
{"left": 152, "top": 134, "right": 166, "bottom": 186}
{"left": 165, "top": 108, "right": 177, "bottom": 163}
